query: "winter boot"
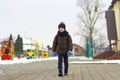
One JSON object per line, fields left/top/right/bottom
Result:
{"left": 58, "top": 72, "right": 63, "bottom": 77}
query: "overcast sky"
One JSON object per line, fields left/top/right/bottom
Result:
{"left": 0, "top": 0, "right": 112, "bottom": 47}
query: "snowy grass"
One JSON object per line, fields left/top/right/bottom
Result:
{"left": 69, "top": 56, "right": 120, "bottom": 64}
{"left": 69, "top": 60, "right": 120, "bottom": 64}
{"left": 0, "top": 56, "right": 120, "bottom": 65}
{"left": 70, "top": 56, "right": 93, "bottom": 60}
{"left": 0, "top": 57, "right": 58, "bottom": 65}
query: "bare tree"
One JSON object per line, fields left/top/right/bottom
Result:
{"left": 94, "top": 32, "right": 108, "bottom": 49}
{"left": 76, "top": 0, "right": 106, "bottom": 56}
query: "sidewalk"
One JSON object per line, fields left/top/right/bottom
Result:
{"left": 0, "top": 59, "right": 120, "bottom": 80}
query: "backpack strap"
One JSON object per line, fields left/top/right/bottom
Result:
{"left": 66, "top": 34, "right": 70, "bottom": 40}
{"left": 55, "top": 34, "right": 58, "bottom": 40}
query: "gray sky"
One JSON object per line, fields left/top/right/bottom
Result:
{"left": 0, "top": 0, "right": 112, "bottom": 47}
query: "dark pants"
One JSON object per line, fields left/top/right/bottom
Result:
{"left": 58, "top": 53, "right": 68, "bottom": 74}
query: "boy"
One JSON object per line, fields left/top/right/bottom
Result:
{"left": 52, "top": 22, "right": 72, "bottom": 77}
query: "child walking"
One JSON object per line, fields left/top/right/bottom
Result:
{"left": 52, "top": 22, "right": 72, "bottom": 77}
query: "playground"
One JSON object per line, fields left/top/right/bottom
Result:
{"left": 0, "top": 40, "right": 50, "bottom": 61}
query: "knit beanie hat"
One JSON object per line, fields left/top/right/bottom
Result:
{"left": 58, "top": 22, "right": 66, "bottom": 29}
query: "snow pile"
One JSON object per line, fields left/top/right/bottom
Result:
{"left": 69, "top": 56, "right": 120, "bottom": 64}
{"left": 0, "top": 57, "right": 58, "bottom": 65}
{"left": 0, "top": 56, "right": 120, "bottom": 65}
{"left": 69, "top": 60, "right": 120, "bottom": 64}
{"left": 70, "top": 56, "right": 93, "bottom": 60}
{"left": 0, "top": 56, "right": 92, "bottom": 65}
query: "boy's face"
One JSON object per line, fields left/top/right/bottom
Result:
{"left": 59, "top": 27, "right": 65, "bottom": 32}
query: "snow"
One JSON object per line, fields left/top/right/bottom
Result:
{"left": 0, "top": 57, "right": 58, "bottom": 65}
{"left": 0, "top": 56, "right": 120, "bottom": 65}
{"left": 70, "top": 56, "right": 93, "bottom": 60}
{"left": 69, "top": 57, "right": 120, "bottom": 64}
{"left": 69, "top": 60, "right": 120, "bottom": 64}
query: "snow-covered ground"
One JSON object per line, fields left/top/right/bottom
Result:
{"left": 0, "top": 57, "right": 58, "bottom": 65}
{"left": 70, "top": 57, "right": 120, "bottom": 64}
{"left": 0, "top": 56, "right": 120, "bottom": 65}
{"left": 69, "top": 60, "right": 120, "bottom": 64}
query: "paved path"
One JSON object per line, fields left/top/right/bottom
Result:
{"left": 0, "top": 59, "right": 120, "bottom": 80}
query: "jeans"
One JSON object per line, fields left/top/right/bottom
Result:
{"left": 58, "top": 53, "right": 68, "bottom": 73}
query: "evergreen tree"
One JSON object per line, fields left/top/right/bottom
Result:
{"left": 8, "top": 34, "right": 13, "bottom": 47}
{"left": 9, "top": 34, "right": 13, "bottom": 41}
{"left": 14, "top": 34, "right": 23, "bottom": 55}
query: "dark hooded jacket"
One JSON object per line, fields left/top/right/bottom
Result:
{"left": 52, "top": 31, "right": 72, "bottom": 54}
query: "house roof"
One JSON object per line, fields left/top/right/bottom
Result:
{"left": 73, "top": 43, "right": 83, "bottom": 49}
{"left": 109, "top": 0, "right": 120, "bottom": 10}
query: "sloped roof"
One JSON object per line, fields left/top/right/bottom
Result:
{"left": 109, "top": 0, "right": 120, "bottom": 10}
{"left": 73, "top": 43, "right": 83, "bottom": 49}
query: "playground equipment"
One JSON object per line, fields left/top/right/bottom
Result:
{"left": 0, "top": 40, "right": 14, "bottom": 60}
{"left": 34, "top": 44, "right": 39, "bottom": 59}
{"left": 42, "top": 50, "right": 48, "bottom": 58}
{"left": 26, "top": 49, "right": 34, "bottom": 59}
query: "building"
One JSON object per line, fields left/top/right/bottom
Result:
{"left": 72, "top": 44, "right": 84, "bottom": 56}
{"left": 106, "top": 0, "right": 120, "bottom": 52}
{"left": 94, "top": 0, "right": 120, "bottom": 59}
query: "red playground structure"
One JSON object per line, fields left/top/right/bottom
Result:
{"left": 0, "top": 40, "right": 14, "bottom": 60}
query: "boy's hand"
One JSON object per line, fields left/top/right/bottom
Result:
{"left": 67, "top": 50, "right": 72, "bottom": 57}
{"left": 53, "top": 51, "right": 57, "bottom": 56}
{"left": 67, "top": 50, "right": 72, "bottom": 53}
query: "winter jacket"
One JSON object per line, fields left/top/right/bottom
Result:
{"left": 52, "top": 32, "right": 72, "bottom": 54}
